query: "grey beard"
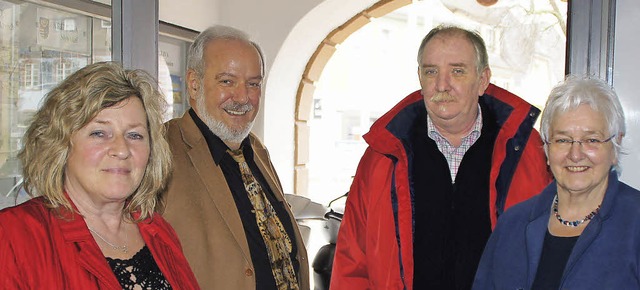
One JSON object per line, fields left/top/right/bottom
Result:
{"left": 195, "top": 93, "right": 254, "bottom": 145}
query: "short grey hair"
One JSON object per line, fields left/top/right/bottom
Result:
{"left": 417, "top": 24, "right": 489, "bottom": 74}
{"left": 540, "top": 75, "right": 626, "bottom": 171}
{"left": 187, "top": 25, "right": 265, "bottom": 78}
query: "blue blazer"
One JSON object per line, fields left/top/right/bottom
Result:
{"left": 473, "top": 171, "right": 640, "bottom": 290}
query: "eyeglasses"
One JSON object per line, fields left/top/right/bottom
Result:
{"left": 544, "top": 135, "right": 616, "bottom": 152}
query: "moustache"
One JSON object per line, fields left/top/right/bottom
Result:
{"left": 223, "top": 102, "right": 253, "bottom": 113}
{"left": 430, "top": 92, "right": 455, "bottom": 103}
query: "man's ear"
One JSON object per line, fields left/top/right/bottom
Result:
{"left": 186, "top": 69, "right": 200, "bottom": 102}
{"left": 478, "top": 67, "right": 492, "bottom": 96}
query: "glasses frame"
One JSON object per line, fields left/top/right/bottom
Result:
{"left": 544, "top": 134, "right": 616, "bottom": 151}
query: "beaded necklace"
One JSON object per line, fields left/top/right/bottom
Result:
{"left": 552, "top": 194, "right": 601, "bottom": 227}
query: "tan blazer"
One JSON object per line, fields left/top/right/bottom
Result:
{"left": 160, "top": 112, "right": 310, "bottom": 290}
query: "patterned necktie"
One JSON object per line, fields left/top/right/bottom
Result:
{"left": 227, "top": 148, "right": 299, "bottom": 290}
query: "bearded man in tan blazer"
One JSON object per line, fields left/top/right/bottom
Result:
{"left": 160, "top": 25, "right": 309, "bottom": 290}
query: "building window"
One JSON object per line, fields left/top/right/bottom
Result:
{"left": 54, "top": 59, "right": 72, "bottom": 82}
{"left": 21, "top": 62, "right": 41, "bottom": 89}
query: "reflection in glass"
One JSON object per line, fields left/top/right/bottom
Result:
{"left": 159, "top": 36, "right": 189, "bottom": 119}
{"left": 0, "top": 1, "right": 111, "bottom": 208}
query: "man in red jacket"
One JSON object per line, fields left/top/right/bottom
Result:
{"left": 331, "top": 25, "right": 552, "bottom": 290}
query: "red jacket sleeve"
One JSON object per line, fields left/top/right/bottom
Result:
{"left": 331, "top": 149, "right": 377, "bottom": 289}
{"left": 503, "top": 128, "right": 553, "bottom": 212}
{"left": 0, "top": 223, "right": 27, "bottom": 289}
{"left": 331, "top": 163, "right": 369, "bottom": 289}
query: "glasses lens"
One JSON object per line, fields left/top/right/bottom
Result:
{"left": 549, "top": 137, "right": 611, "bottom": 152}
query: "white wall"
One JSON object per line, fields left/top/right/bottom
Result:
{"left": 159, "top": 0, "right": 220, "bottom": 32}
{"left": 613, "top": 0, "right": 640, "bottom": 188}
{"left": 257, "top": 0, "right": 378, "bottom": 194}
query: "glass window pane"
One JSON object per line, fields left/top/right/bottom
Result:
{"left": 0, "top": 0, "right": 111, "bottom": 208}
{"left": 159, "top": 35, "right": 189, "bottom": 120}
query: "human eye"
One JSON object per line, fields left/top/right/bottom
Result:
{"left": 89, "top": 130, "right": 106, "bottom": 138}
{"left": 127, "top": 131, "right": 146, "bottom": 140}
{"left": 423, "top": 67, "right": 437, "bottom": 76}
{"left": 219, "top": 79, "right": 234, "bottom": 86}
{"left": 452, "top": 68, "right": 465, "bottom": 74}
{"left": 583, "top": 138, "right": 603, "bottom": 144}
{"left": 248, "top": 80, "right": 262, "bottom": 88}
{"left": 553, "top": 138, "right": 572, "bottom": 144}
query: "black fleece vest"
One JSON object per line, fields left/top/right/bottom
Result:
{"left": 411, "top": 104, "right": 498, "bottom": 290}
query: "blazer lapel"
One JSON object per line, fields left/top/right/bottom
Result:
{"left": 57, "top": 210, "right": 121, "bottom": 289}
{"left": 250, "top": 137, "right": 284, "bottom": 201}
{"left": 178, "top": 114, "right": 252, "bottom": 261}
{"left": 249, "top": 134, "right": 310, "bottom": 280}
{"left": 561, "top": 216, "right": 601, "bottom": 282}
{"left": 525, "top": 214, "right": 548, "bottom": 286}
{"left": 525, "top": 185, "right": 556, "bottom": 287}
{"left": 560, "top": 171, "right": 619, "bottom": 284}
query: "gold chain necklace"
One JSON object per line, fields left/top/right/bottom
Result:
{"left": 88, "top": 226, "right": 128, "bottom": 254}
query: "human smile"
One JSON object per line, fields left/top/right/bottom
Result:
{"left": 223, "top": 103, "right": 253, "bottom": 116}
{"left": 566, "top": 166, "right": 589, "bottom": 172}
{"left": 225, "top": 108, "right": 249, "bottom": 115}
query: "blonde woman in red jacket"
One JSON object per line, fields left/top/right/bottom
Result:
{"left": 0, "top": 62, "right": 199, "bottom": 289}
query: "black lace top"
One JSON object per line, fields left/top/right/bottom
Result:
{"left": 106, "top": 245, "right": 172, "bottom": 290}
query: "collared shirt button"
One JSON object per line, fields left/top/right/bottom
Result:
{"left": 245, "top": 268, "right": 254, "bottom": 276}
{"left": 514, "top": 145, "right": 521, "bottom": 151}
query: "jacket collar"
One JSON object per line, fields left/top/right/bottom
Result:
{"left": 363, "top": 84, "right": 539, "bottom": 157}
{"left": 188, "top": 108, "right": 254, "bottom": 165}
{"left": 53, "top": 201, "right": 122, "bottom": 289}
{"left": 178, "top": 110, "right": 279, "bottom": 195}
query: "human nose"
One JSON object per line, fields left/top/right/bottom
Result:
{"left": 567, "top": 140, "right": 586, "bottom": 161}
{"left": 109, "top": 135, "right": 131, "bottom": 159}
{"left": 435, "top": 73, "right": 450, "bottom": 92}
{"left": 231, "top": 83, "right": 250, "bottom": 104}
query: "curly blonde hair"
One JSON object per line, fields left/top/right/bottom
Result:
{"left": 18, "top": 61, "right": 171, "bottom": 221}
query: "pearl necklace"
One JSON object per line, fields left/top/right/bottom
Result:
{"left": 88, "top": 226, "right": 128, "bottom": 254}
{"left": 552, "top": 194, "right": 601, "bottom": 227}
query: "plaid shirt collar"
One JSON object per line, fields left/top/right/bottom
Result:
{"left": 427, "top": 104, "right": 482, "bottom": 181}
{"left": 427, "top": 104, "right": 483, "bottom": 146}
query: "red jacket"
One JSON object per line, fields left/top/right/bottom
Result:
{"left": 331, "top": 85, "right": 552, "bottom": 290}
{"left": 0, "top": 197, "right": 200, "bottom": 289}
